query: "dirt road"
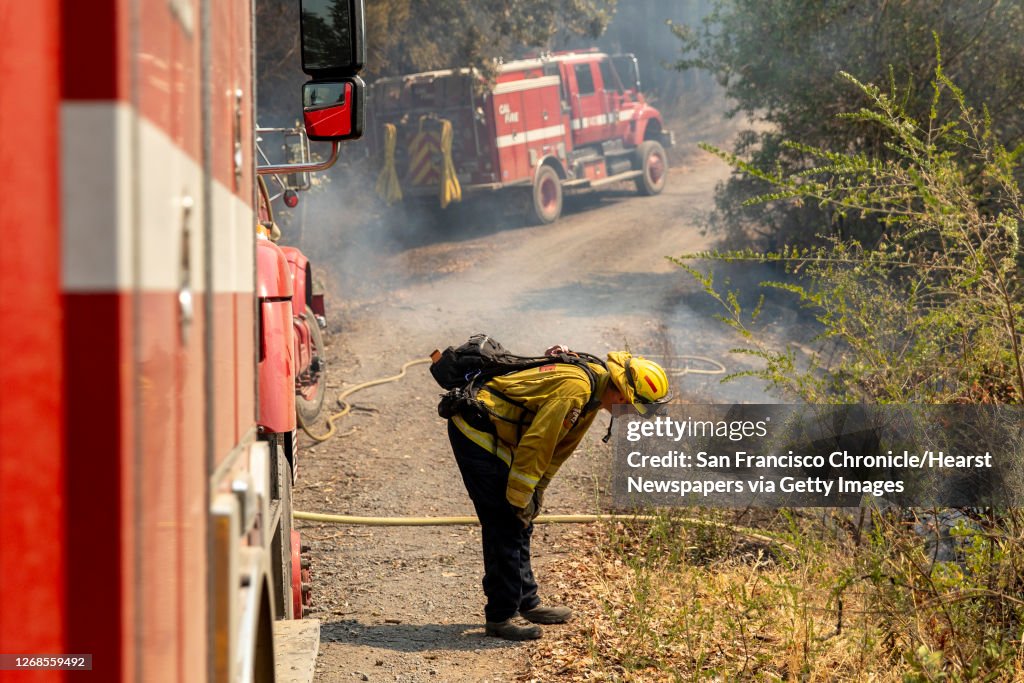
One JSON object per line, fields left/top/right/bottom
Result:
{"left": 292, "top": 145, "right": 788, "bottom": 682}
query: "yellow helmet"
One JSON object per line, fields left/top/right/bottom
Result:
{"left": 606, "top": 352, "right": 671, "bottom": 414}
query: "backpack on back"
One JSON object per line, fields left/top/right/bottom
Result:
{"left": 429, "top": 334, "right": 605, "bottom": 428}
{"left": 429, "top": 334, "right": 523, "bottom": 389}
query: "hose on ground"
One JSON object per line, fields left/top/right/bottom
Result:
{"left": 298, "top": 353, "right": 728, "bottom": 442}
{"left": 294, "top": 355, "right": 792, "bottom": 549}
{"left": 293, "top": 511, "right": 792, "bottom": 550}
{"left": 639, "top": 354, "right": 727, "bottom": 377}
{"left": 298, "top": 358, "right": 432, "bottom": 442}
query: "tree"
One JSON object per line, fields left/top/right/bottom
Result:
{"left": 257, "top": 0, "right": 617, "bottom": 125}
{"left": 673, "top": 0, "right": 1024, "bottom": 250}
{"left": 676, "top": 52, "right": 1024, "bottom": 404}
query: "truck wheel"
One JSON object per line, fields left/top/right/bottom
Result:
{"left": 269, "top": 437, "right": 295, "bottom": 620}
{"left": 529, "top": 166, "right": 563, "bottom": 224}
{"left": 634, "top": 140, "right": 667, "bottom": 196}
{"left": 295, "top": 311, "right": 326, "bottom": 426}
{"left": 291, "top": 529, "right": 310, "bottom": 618}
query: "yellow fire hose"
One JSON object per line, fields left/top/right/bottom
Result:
{"left": 298, "top": 358, "right": 432, "bottom": 442}
{"left": 292, "top": 355, "right": 794, "bottom": 549}
{"left": 298, "top": 354, "right": 726, "bottom": 442}
{"left": 375, "top": 123, "right": 402, "bottom": 204}
{"left": 295, "top": 512, "right": 650, "bottom": 526}
{"left": 641, "top": 354, "right": 726, "bottom": 377}
{"left": 293, "top": 511, "right": 792, "bottom": 549}
{"left": 438, "top": 118, "right": 462, "bottom": 208}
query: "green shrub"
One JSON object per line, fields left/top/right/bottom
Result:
{"left": 674, "top": 43, "right": 1024, "bottom": 404}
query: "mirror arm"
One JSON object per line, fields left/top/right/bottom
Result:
{"left": 257, "top": 140, "right": 340, "bottom": 176}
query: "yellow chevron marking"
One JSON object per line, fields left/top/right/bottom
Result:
{"left": 409, "top": 131, "right": 442, "bottom": 186}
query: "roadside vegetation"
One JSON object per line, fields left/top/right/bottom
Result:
{"left": 670, "top": 0, "right": 1024, "bottom": 254}
{"left": 531, "top": 2, "right": 1024, "bottom": 680}
{"left": 677, "top": 50, "right": 1024, "bottom": 405}
{"left": 530, "top": 509, "right": 1024, "bottom": 681}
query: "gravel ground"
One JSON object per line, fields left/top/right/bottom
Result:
{"left": 289, "top": 140, "right": 800, "bottom": 681}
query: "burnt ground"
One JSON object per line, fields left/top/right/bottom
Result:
{"left": 288, "top": 131, "right": 811, "bottom": 682}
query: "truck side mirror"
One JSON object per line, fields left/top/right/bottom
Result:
{"left": 302, "top": 77, "right": 365, "bottom": 141}
{"left": 300, "top": 0, "right": 365, "bottom": 77}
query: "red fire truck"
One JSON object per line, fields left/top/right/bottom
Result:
{"left": 369, "top": 50, "right": 674, "bottom": 224}
{"left": 256, "top": 125, "right": 332, "bottom": 427}
{"left": 0, "top": 1, "right": 363, "bottom": 681}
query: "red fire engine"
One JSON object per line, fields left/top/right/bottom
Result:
{"left": 369, "top": 50, "right": 674, "bottom": 224}
{"left": 0, "top": 1, "right": 363, "bottom": 681}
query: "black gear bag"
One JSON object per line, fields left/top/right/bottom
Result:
{"left": 430, "top": 334, "right": 605, "bottom": 427}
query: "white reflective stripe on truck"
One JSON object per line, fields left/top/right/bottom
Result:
{"left": 495, "top": 124, "right": 567, "bottom": 149}
{"left": 61, "top": 102, "right": 253, "bottom": 294}
{"left": 492, "top": 75, "right": 561, "bottom": 95}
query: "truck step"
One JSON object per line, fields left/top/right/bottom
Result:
{"left": 589, "top": 169, "right": 642, "bottom": 188}
{"left": 564, "top": 169, "right": 642, "bottom": 191}
{"left": 273, "top": 618, "right": 320, "bottom": 683}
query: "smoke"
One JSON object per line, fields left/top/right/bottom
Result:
{"left": 271, "top": 0, "right": 724, "bottom": 279}
{"left": 260, "top": 0, "right": 788, "bottom": 407}
{"left": 276, "top": 153, "right": 530, "bottom": 309}
{"left": 595, "top": 0, "right": 716, "bottom": 109}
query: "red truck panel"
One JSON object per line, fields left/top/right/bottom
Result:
{"left": 492, "top": 90, "right": 527, "bottom": 181}
{"left": 0, "top": 3, "right": 67, "bottom": 674}
{"left": 490, "top": 74, "right": 567, "bottom": 184}
{"left": 563, "top": 58, "right": 614, "bottom": 148}
{"left": 61, "top": 0, "right": 125, "bottom": 101}
{"left": 521, "top": 78, "right": 568, "bottom": 167}
{"left": 29, "top": 0, "right": 257, "bottom": 679}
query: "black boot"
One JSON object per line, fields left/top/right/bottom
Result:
{"left": 520, "top": 604, "right": 572, "bottom": 624}
{"left": 484, "top": 619, "right": 542, "bottom": 641}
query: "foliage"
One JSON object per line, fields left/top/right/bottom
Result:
{"left": 572, "top": 43, "right": 1024, "bottom": 683}
{"left": 362, "top": 0, "right": 616, "bottom": 77}
{"left": 257, "top": 0, "right": 616, "bottom": 124}
{"left": 530, "top": 508, "right": 1024, "bottom": 681}
{"left": 673, "top": 50, "right": 1024, "bottom": 404}
{"left": 671, "top": 0, "right": 1024, "bottom": 250}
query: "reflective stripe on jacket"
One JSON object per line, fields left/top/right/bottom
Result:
{"left": 453, "top": 362, "right": 609, "bottom": 508}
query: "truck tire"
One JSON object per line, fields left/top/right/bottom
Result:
{"left": 295, "top": 311, "right": 326, "bottom": 426}
{"left": 528, "top": 165, "right": 563, "bottom": 224}
{"left": 634, "top": 140, "right": 667, "bottom": 196}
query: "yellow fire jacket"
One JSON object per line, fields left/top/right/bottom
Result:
{"left": 452, "top": 362, "right": 610, "bottom": 508}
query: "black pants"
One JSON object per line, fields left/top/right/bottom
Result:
{"left": 448, "top": 420, "right": 540, "bottom": 623}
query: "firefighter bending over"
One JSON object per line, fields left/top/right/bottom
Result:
{"left": 447, "top": 349, "right": 670, "bottom": 641}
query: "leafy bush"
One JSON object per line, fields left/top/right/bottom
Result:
{"left": 530, "top": 509, "right": 1024, "bottom": 681}
{"left": 675, "top": 45, "right": 1024, "bottom": 404}
{"left": 672, "top": 0, "right": 1024, "bottom": 251}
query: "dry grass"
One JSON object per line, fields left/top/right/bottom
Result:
{"left": 524, "top": 510, "right": 1024, "bottom": 682}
